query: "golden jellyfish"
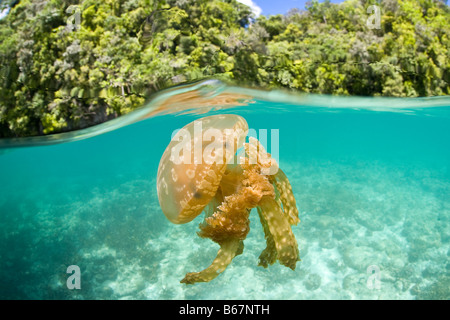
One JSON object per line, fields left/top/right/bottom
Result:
{"left": 156, "top": 114, "right": 300, "bottom": 284}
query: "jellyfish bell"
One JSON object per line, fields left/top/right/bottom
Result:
{"left": 156, "top": 114, "right": 249, "bottom": 224}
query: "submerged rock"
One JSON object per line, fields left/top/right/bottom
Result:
{"left": 353, "top": 209, "right": 384, "bottom": 232}
{"left": 304, "top": 274, "right": 321, "bottom": 291}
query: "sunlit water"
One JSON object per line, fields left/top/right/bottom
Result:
{"left": 0, "top": 80, "right": 449, "bottom": 299}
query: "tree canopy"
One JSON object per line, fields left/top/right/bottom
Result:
{"left": 0, "top": 0, "right": 449, "bottom": 137}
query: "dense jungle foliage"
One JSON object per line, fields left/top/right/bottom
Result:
{"left": 0, "top": 0, "right": 449, "bottom": 137}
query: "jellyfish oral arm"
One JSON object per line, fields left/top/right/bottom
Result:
{"left": 180, "top": 239, "right": 243, "bottom": 284}
{"left": 257, "top": 197, "right": 299, "bottom": 270}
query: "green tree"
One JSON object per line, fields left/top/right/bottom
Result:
{"left": 0, "top": 0, "right": 449, "bottom": 138}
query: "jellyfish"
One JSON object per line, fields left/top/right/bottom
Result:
{"left": 156, "top": 114, "right": 300, "bottom": 284}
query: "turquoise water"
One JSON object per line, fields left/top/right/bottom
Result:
{"left": 0, "top": 81, "right": 449, "bottom": 299}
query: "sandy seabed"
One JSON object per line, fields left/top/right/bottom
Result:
{"left": 0, "top": 158, "right": 448, "bottom": 299}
